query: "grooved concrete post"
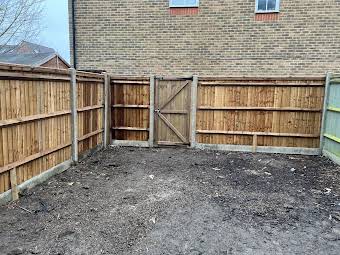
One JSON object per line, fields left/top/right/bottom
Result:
{"left": 149, "top": 76, "right": 155, "bottom": 147}
{"left": 103, "top": 73, "right": 110, "bottom": 148}
{"left": 190, "top": 75, "right": 198, "bottom": 148}
{"left": 70, "top": 68, "right": 78, "bottom": 163}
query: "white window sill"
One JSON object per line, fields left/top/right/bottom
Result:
{"left": 169, "top": 5, "right": 199, "bottom": 8}
{"left": 255, "top": 10, "right": 280, "bottom": 14}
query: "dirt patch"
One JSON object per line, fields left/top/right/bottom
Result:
{"left": 0, "top": 147, "right": 340, "bottom": 255}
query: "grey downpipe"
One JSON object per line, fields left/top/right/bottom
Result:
{"left": 71, "top": 0, "right": 77, "bottom": 69}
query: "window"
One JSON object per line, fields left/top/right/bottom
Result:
{"left": 169, "top": 0, "right": 199, "bottom": 8}
{"left": 255, "top": 0, "right": 280, "bottom": 13}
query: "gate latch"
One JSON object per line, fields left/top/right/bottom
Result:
{"left": 155, "top": 109, "right": 160, "bottom": 113}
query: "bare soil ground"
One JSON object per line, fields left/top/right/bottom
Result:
{"left": 1, "top": 147, "right": 340, "bottom": 255}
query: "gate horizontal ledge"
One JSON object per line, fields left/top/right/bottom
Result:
{"left": 111, "top": 80, "right": 149, "bottom": 85}
{"left": 194, "top": 143, "right": 320, "bottom": 156}
{"left": 112, "top": 104, "right": 149, "bottom": 109}
{"left": 112, "top": 127, "right": 149, "bottom": 131}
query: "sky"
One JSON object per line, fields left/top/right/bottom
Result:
{"left": 38, "top": 0, "right": 70, "bottom": 62}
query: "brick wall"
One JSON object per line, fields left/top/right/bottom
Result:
{"left": 69, "top": 0, "right": 340, "bottom": 76}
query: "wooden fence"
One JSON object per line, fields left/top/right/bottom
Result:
{"left": 321, "top": 73, "right": 340, "bottom": 164}
{"left": 110, "top": 76, "right": 325, "bottom": 155}
{"left": 0, "top": 68, "right": 332, "bottom": 202}
{"left": 0, "top": 64, "right": 109, "bottom": 198}
{"left": 110, "top": 76, "right": 150, "bottom": 145}
{"left": 195, "top": 77, "right": 325, "bottom": 154}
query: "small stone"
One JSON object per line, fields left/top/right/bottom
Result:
{"left": 149, "top": 175, "right": 154, "bottom": 180}
{"left": 58, "top": 230, "right": 75, "bottom": 239}
{"left": 29, "top": 247, "right": 40, "bottom": 254}
{"left": 212, "top": 167, "right": 221, "bottom": 171}
{"left": 149, "top": 217, "right": 156, "bottom": 224}
{"left": 290, "top": 168, "right": 296, "bottom": 172}
{"left": 7, "top": 248, "right": 24, "bottom": 255}
{"left": 107, "top": 163, "right": 118, "bottom": 167}
{"left": 324, "top": 228, "right": 340, "bottom": 241}
{"left": 325, "top": 188, "right": 332, "bottom": 195}
{"left": 264, "top": 172, "right": 272, "bottom": 176}
{"left": 332, "top": 213, "right": 340, "bottom": 222}
{"left": 311, "top": 189, "right": 322, "bottom": 195}
{"left": 332, "top": 227, "right": 340, "bottom": 236}
{"left": 283, "top": 204, "right": 294, "bottom": 210}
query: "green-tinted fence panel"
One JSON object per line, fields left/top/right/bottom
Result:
{"left": 323, "top": 74, "right": 340, "bottom": 164}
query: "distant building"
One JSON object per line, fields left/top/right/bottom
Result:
{"left": 0, "top": 41, "right": 70, "bottom": 69}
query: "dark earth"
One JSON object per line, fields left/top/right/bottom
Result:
{"left": 1, "top": 147, "right": 340, "bottom": 255}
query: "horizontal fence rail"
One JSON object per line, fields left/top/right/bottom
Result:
{"left": 0, "top": 63, "right": 108, "bottom": 201}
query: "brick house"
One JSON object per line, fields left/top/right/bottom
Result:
{"left": 69, "top": 0, "right": 340, "bottom": 76}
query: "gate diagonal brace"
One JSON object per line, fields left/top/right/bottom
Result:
{"left": 157, "top": 112, "right": 188, "bottom": 143}
{"left": 159, "top": 81, "right": 189, "bottom": 111}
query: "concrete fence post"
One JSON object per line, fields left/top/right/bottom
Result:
{"left": 190, "top": 75, "right": 198, "bottom": 148}
{"left": 103, "top": 73, "right": 110, "bottom": 148}
{"left": 149, "top": 76, "right": 155, "bottom": 147}
{"left": 320, "top": 72, "right": 332, "bottom": 154}
{"left": 70, "top": 68, "right": 78, "bottom": 163}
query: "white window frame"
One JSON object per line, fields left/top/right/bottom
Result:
{"left": 169, "top": 0, "right": 199, "bottom": 8}
{"left": 255, "top": 0, "right": 280, "bottom": 13}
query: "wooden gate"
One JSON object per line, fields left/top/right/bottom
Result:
{"left": 154, "top": 77, "right": 192, "bottom": 146}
